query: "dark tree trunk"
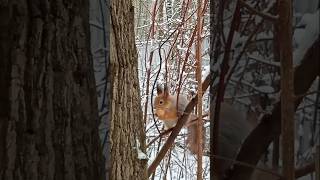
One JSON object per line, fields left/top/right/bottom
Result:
{"left": 278, "top": 0, "right": 295, "bottom": 179}
{"left": 0, "top": 1, "right": 105, "bottom": 180}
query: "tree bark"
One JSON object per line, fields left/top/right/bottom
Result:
{"left": 0, "top": 1, "right": 105, "bottom": 180}
{"left": 196, "top": 0, "right": 204, "bottom": 179}
{"left": 109, "top": 0, "right": 147, "bottom": 179}
{"left": 278, "top": 0, "right": 295, "bottom": 179}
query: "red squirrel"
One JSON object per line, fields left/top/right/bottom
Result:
{"left": 154, "top": 84, "right": 202, "bottom": 154}
{"left": 154, "top": 84, "right": 260, "bottom": 178}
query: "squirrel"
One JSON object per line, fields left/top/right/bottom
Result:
{"left": 154, "top": 84, "right": 204, "bottom": 154}
{"left": 154, "top": 84, "right": 258, "bottom": 178}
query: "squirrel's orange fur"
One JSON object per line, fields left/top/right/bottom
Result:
{"left": 154, "top": 84, "right": 203, "bottom": 154}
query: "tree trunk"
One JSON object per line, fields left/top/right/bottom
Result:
{"left": 278, "top": 0, "right": 295, "bottom": 179}
{"left": 0, "top": 1, "right": 105, "bottom": 180}
{"left": 109, "top": 0, "right": 147, "bottom": 179}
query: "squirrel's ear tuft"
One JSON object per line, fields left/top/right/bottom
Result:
{"left": 163, "top": 84, "right": 169, "bottom": 97}
{"left": 157, "top": 84, "right": 163, "bottom": 95}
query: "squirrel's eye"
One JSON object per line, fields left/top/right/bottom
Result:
{"left": 159, "top": 100, "right": 163, "bottom": 105}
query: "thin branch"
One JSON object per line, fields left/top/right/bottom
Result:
{"left": 247, "top": 54, "right": 280, "bottom": 67}
{"left": 274, "top": 162, "right": 317, "bottom": 180}
{"left": 196, "top": 0, "right": 204, "bottom": 178}
{"left": 295, "top": 90, "right": 320, "bottom": 100}
{"left": 212, "top": 1, "right": 241, "bottom": 178}
{"left": 239, "top": 0, "right": 278, "bottom": 22}
{"left": 147, "top": 128, "right": 173, "bottom": 148}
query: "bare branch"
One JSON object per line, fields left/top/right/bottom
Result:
{"left": 239, "top": 0, "right": 278, "bottom": 22}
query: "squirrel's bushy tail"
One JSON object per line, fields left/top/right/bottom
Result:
{"left": 186, "top": 114, "right": 206, "bottom": 154}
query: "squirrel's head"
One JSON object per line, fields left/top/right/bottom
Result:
{"left": 154, "top": 84, "right": 173, "bottom": 118}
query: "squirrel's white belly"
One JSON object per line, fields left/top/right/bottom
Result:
{"left": 162, "top": 119, "right": 177, "bottom": 129}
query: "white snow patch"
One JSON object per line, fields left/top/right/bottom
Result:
{"left": 293, "top": 10, "right": 319, "bottom": 65}
{"left": 256, "top": 85, "right": 275, "bottom": 93}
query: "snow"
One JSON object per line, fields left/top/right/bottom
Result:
{"left": 231, "top": 31, "right": 247, "bottom": 50}
{"left": 294, "top": 0, "right": 319, "bottom": 14}
{"left": 202, "top": 65, "right": 210, "bottom": 80}
{"left": 136, "top": 139, "right": 148, "bottom": 160}
{"left": 293, "top": 10, "right": 319, "bottom": 65}
{"left": 177, "top": 44, "right": 189, "bottom": 52}
{"left": 256, "top": 85, "right": 275, "bottom": 94}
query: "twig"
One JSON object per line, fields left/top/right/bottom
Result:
{"left": 147, "top": 128, "right": 174, "bottom": 148}
{"left": 247, "top": 54, "right": 280, "bottom": 67}
{"left": 294, "top": 90, "right": 320, "bottom": 100}
{"left": 239, "top": 0, "right": 278, "bottom": 22}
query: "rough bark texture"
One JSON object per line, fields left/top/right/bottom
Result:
{"left": 0, "top": 0, "right": 105, "bottom": 180}
{"left": 109, "top": 0, "right": 147, "bottom": 179}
